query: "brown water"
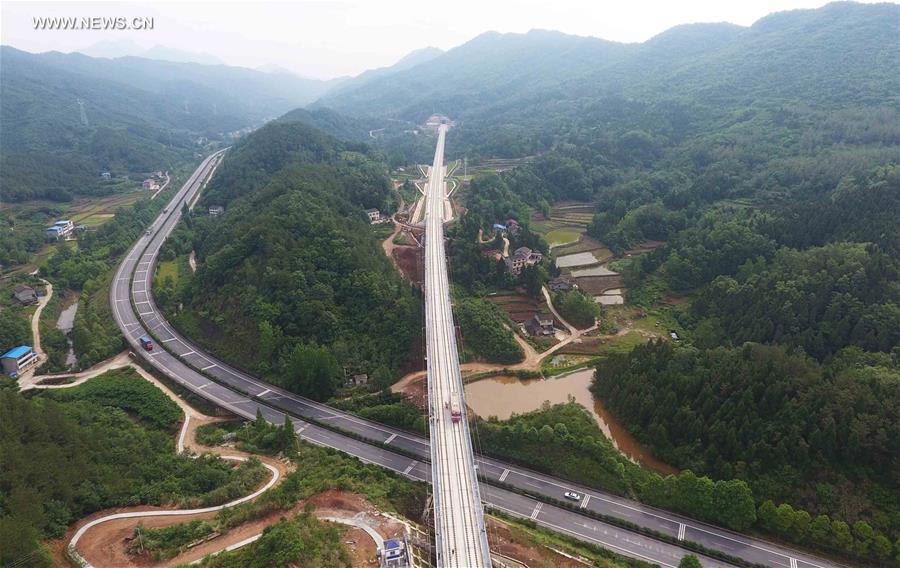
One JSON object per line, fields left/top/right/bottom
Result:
{"left": 465, "top": 368, "right": 678, "bottom": 475}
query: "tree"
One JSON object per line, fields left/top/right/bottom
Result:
{"left": 678, "top": 554, "right": 702, "bottom": 568}
{"left": 279, "top": 415, "right": 297, "bottom": 454}
{"left": 0, "top": 310, "right": 30, "bottom": 349}
{"left": 831, "top": 520, "right": 854, "bottom": 553}
{"left": 284, "top": 344, "right": 341, "bottom": 401}
{"left": 555, "top": 289, "right": 600, "bottom": 329}
{"left": 712, "top": 479, "right": 756, "bottom": 531}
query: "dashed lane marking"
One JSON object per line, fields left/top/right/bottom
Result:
{"left": 530, "top": 502, "right": 543, "bottom": 520}
{"left": 385, "top": 433, "right": 397, "bottom": 444}
{"left": 581, "top": 494, "right": 591, "bottom": 509}
{"left": 499, "top": 469, "right": 510, "bottom": 482}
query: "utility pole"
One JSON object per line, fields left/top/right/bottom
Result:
{"left": 77, "top": 99, "right": 88, "bottom": 125}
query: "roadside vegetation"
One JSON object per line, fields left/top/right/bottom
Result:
{"left": 139, "top": 419, "right": 428, "bottom": 563}
{"left": 328, "top": 391, "right": 427, "bottom": 434}
{"left": 193, "top": 510, "right": 352, "bottom": 567}
{"left": 0, "top": 369, "right": 268, "bottom": 568}
{"left": 594, "top": 342, "right": 899, "bottom": 565}
{"left": 156, "top": 123, "right": 420, "bottom": 402}
{"left": 477, "top": 402, "right": 755, "bottom": 531}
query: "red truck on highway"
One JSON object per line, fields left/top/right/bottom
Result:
{"left": 139, "top": 336, "right": 153, "bottom": 351}
{"left": 450, "top": 398, "right": 462, "bottom": 423}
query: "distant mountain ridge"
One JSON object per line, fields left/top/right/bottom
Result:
{"left": 78, "top": 40, "right": 225, "bottom": 65}
{"left": 315, "top": 2, "right": 899, "bottom": 120}
{"left": 321, "top": 46, "right": 444, "bottom": 98}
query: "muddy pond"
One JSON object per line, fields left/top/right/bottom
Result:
{"left": 465, "top": 368, "right": 677, "bottom": 475}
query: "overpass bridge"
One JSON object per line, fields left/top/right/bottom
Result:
{"left": 423, "top": 124, "right": 492, "bottom": 567}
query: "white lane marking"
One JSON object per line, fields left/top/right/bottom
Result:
{"left": 138, "top": 311, "right": 153, "bottom": 316}
{"left": 385, "top": 433, "right": 397, "bottom": 444}
{"left": 790, "top": 559, "right": 798, "bottom": 568}
{"left": 258, "top": 389, "right": 270, "bottom": 398}
{"left": 686, "top": 522, "right": 812, "bottom": 567}
{"left": 201, "top": 364, "right": 217, "bottom": 371}
{"left": 530, "top": 502, "right": 543, "bottom": 520}
{"left": 487, "top": 502, "right": 677, "bottom": 568}
{"left": 403, "top": 461, "right": 417, "bottom": 474}
{"left": 161, "top": 338, "right": 178, "bottom": 343}
{"left": 182, "top": 350, "right": 195, "bottom": 357}
{"left": 581, "top": 494, "right": 591, "bottom": 509}
{"left": 678, "top": 523, "right": 686, "bottom": 540}
{"left": 499, "top": 469, "right": 510, "bottom": 482}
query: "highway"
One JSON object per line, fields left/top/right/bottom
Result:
{"left": 422, "top": 124, "right": 492, "bottom": 567}
{"left": 109, "top": 150, "right": 847, "bottom": 568}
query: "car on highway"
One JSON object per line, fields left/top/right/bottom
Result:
{"left": 564, "top": 491, "right": 581, "bottom": 501}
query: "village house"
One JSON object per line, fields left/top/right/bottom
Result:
{"left": 365, "top": 208, "right": 381, "bottom": 223}
{"left": 45, "top": 220, "right": 74, "bottom": 241}
{"left": 525, "top": 312, "right": 555, "bottom": 336}
{"left": 13, "top": 285, "right": 38, "bottom": 305}
{"left": 209, "top": 205, "right": 225, "bottom": 217}
{"left": 1, "top": 345, "right": 38, "bottom": 377}
{"left": 548, "top": 276, "right": 575, "bottom": 292}
{"left": 505, "top": 246, "right": 543, "bottom": 275}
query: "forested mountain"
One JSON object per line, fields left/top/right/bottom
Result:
{"left": 318, "top": 2, "right": 897, "bottom": 123}
{"left": 277, "top": 107, "right": 373, "bottom": 141}
{"left": 0, "top": 47, "right": 335, "bottom": 201}
{"left": 161, "top": 122, "right": 419, "bottom": 400}
{"left": 323, "top": 46, "right": 444, "bottom": 99}
{"left": 593, "top": 342, "right": 899, "bottom": 562}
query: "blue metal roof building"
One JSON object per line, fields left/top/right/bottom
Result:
{"left": 1, "top": 345, "right": 38, "bottom": 377}
{"left": 2, "top": 345, "right": 33, "bottom": 359}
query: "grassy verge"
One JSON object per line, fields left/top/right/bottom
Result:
{"left": 488, "top": 510, "right": 655, "bottom": 568}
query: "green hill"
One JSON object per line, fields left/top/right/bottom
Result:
{"left": 0, "top": 47, "right": 336, "bottom": 201}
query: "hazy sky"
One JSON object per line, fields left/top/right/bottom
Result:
{"left": 1, "top": 0, "right": 888, "bottom": 79}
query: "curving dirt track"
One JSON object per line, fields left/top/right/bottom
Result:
{"left": 45, "top": 366, "right": 290, "bottom": 568}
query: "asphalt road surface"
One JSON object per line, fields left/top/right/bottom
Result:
{"left": 110, "top": 150, "right": 846, "bottom": 568}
